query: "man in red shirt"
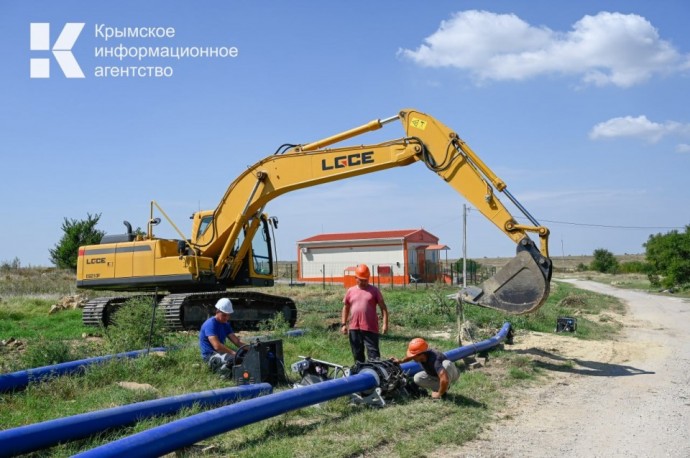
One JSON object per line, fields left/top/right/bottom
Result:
{"left": 341, "top": 264, "right": 389, "bottom": 363}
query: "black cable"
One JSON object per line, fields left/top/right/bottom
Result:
{"left": 146, "top": 288, "right": 157, "bottom": 354}
{"left": 409, "top": 136, "right": 460, "bottom": 173}
{"left": 459, "top": 207, "right": 685, "bottom": 231}
{"left": 535, "top": 218, "right": 685, "bottom": 230}
{"left": 278, "top": 359, "right": 296, "bottom": 385}
{"left": 274, "top": 143, "right": 298, "bottom": 155}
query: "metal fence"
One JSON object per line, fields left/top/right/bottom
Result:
{"left": 277, "top": 261, "right": 496, "bottom": 289}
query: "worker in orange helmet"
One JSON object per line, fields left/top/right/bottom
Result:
{"left": 392, "top": 337, "right": 459, "bottom": 399}
{"left": 341, "top": 263, "right": 389, "bottom": 363}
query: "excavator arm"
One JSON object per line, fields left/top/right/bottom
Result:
{"left": 398, "top": 109, "right": 552, "bottom": 313}
{"left": 192, "top": 109, "right": 551, "bottom": 314}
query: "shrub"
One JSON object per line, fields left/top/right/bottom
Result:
{"left": 49, "top": 213, "right": 105, "bottom": 271}
{"left": 590, "top": 249, "right": 619, "bottom": 274}
{"left": 0, "top": 257, "right": 21, "bottom": 271}
{"left": 103, "top": 297, "right": 167, "bottom": 353}
{"left": 21, "top": 338, "right": 73, "bottom": 368}
{"left": 618, "top": 260, "right": 650, "bottom": 274}
{"left": 644, "top": 226, "right": 690, "bottom": 289}
{"left": 259, "top": 311, "right": 291, "bottom": 335}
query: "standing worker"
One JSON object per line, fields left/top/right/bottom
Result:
{"left": 341, "top": 264, "right": 389, "bottom": 363}
{"left": 199, "top": 298, "right": 248, "bottom": 375}
{"left": 392, "top": 338, "right": 459, "bottom": 399}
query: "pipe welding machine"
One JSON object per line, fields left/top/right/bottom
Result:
{"left": 232, "top": 338, "right": 287, "bottom": 386}
{"left": 290, "top": 357, "right": 410, "bottom": 407}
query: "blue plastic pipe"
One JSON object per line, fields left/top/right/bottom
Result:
{"left": 0, "top": 347, "right": 167, "bottom": 393}
{"left": 284, "top": 328, "right": 307, "bottom": 337}
{"left": 75, "top": 323, "right": 511, "bottom": 458}
{"left": 400, "top": 322, "right": 512, "bottom": 375}
{"left": 74, "top": 373, "right": 379, "bottom": 458}
{"left": 0, "top": 384, "right": 271, "bottom": 458}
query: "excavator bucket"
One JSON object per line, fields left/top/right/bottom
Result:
{"left": 459, "top": 238, "right": 552, "bottom": 314}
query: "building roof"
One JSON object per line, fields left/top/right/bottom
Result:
{"left": 426, "top": 244, "right": 450, "bottom": 250}
{"left": 298, "top": 228, "right": 438, "bottom": 244}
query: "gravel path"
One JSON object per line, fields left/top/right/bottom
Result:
{"left": 442, "top": 279, "right": 690, "bottom": 458}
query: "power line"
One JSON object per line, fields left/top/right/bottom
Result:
{"left": 528, "top": 218, "right": 685, "bottom": 231}
{"left": 428, "top": 207, "right": 685, "bottom": 232}
{"left": 465, "top": 207, "right": 685, "bottom": 230}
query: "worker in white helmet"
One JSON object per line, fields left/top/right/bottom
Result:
{"left": 199, "top": 298, "right": 247, "bottom": 375}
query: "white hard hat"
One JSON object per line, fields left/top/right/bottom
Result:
{"left": 215, "top": 298, "right": 234, "bottom": 314}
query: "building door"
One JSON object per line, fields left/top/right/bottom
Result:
{"left": 416, "top": 247, "right": 426, "bottom": 282}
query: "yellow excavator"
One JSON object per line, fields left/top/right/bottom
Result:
{"left": 77, "top": 109, "right": 551, "bottom": 330}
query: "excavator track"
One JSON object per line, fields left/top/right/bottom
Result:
{"left": 82, "top": 294, "right": 163, "bottom": 328}
{"left": 82, "top": 296, "right": 130, "bottom": 327}
{"left": 84, "top": 291, "right": 297, "bottom": 331}
{"left": 160, "top": 290, "right": 297, "bottom": 331}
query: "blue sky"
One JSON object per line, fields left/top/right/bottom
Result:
{"left": 1, "top": 0, "right": 689, "bottom": 267}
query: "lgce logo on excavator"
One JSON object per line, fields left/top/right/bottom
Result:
{"left": 321, "top": 151, "right": 374, "bottom": 171}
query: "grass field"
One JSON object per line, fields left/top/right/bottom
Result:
{"left": 0, "top": 265, "right": 629, "bottom": 457}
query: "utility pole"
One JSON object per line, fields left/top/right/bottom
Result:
{"left": 463, "top": 204, "right": 467, "bottom": 289}
{"left": 457, "top": 204, "right": 467, "bottom": 345}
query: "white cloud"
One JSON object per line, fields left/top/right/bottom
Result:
{"left": 589, "top": 116, "right": 690, "bottom": 143}
{"left": 676, "top": 144, "right": 690, "bottom": 153}
{"left": 399, "top": 10, "right": 689, "bottom": 87}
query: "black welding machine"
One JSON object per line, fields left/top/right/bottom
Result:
{"left": 556, "top": 317, "right": 577, "bottom": 333}
{"left": 232, "top": 338, "right": 287, "bottom": 386}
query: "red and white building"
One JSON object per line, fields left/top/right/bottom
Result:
{"left": 296, "top": 229, "right": 449, "bottom": 285}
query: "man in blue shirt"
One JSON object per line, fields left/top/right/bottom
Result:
{"left": 199, "top": 298, "right": 247, "bottom": 375}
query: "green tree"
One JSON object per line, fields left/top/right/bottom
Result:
{"left": 644, "top": 225, "right": 690, "bottom": 289}
{"left": 590, "top": 248, "right": 619, "bottom": 274}
{"left": 49, "top": 213, "right": 105, "bottom": 270}
{"left": 454, "top": 258, "right": 482, "bottom": 283}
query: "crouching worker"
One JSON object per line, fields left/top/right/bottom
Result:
{"left": 392, "top": 338, "right": 459, "bottom": 399}
{"left": 199, "top": 298, "right": 247, "bottom": 377}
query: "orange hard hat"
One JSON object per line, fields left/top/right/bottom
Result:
{"left": 406, "top": 338, "right": 429, "bottom": 358}
{"left": 354, "top": 264, "right": 370, "bottom": 280}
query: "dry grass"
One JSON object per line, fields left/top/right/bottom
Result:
{"left": 0, "top": 267, "right": 78, "bottom": 297}
{"left": 475, "top": 253, "right": 646, "bottom": 273}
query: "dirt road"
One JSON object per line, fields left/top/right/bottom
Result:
{"left": 446, "top": 279, "right": 690, "bottom": 457}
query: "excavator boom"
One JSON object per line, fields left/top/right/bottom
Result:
{"left": 193, "top": 109, "right": 552, "bottom": 314}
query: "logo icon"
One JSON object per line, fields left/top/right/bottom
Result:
{"left": 321, "top": 151, "right": 375, "bottom": 171}
{"left": 30, "top": 23, "right": 85, "bottom": 78}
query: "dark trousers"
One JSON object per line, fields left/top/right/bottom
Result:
{"left": 348, "top": 329, "right": 380, "bottom": 363}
